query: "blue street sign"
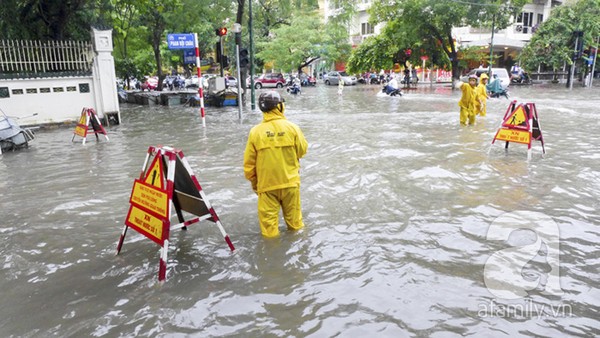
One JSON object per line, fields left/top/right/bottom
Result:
{"left": 184, "top": 50, "right": 196, "bottom": 64}
{"left": 167, "top": 34, "right": 195, "bottom": 50}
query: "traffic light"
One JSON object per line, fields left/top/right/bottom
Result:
{"left": 222, "top": 56, "right": 229, "bottom": 68}
{"left": 239, "top": 48, "right": 249, "bottom": 68}
{"left": 216, "top": 27, "right": 228, "bottom": 36}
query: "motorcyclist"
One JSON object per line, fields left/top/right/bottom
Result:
{"left": 383, "top": 75, "right": 400, "bottom": 95}
{"left": 510, "top": 64, "right": 524, "bottom": 82}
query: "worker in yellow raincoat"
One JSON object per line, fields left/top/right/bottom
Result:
{"left": 475, "top": 73, "right": 489, "bottom": 117}
{"left": 244, "top": 91, "right": 308, "bottom": 237}
{"left": 457, "top": 74, "right": 478, "bottom": 125}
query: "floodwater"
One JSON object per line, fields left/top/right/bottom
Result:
{"left": 0, "top": 82, "right": 599, "bottom": 337}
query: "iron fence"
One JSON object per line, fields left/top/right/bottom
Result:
{"left": 0, "top": 40, "right": 94, "bottom": 78}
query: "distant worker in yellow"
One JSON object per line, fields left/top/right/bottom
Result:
{"left": 457, "top": 74, "right": 479, "bottom": 125}
{"left": 244, "top": 91, "right": 308, "bottom": 238}
{"left": 475, "top": 73, "right": 490, "bottom": 117}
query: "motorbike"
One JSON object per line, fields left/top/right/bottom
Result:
{"left": 286, "top": 82, "right": 301, "bottom": 95}
{"left": 510, "top": 71, "right": 532, "bottom": 85}
{"left": 486, "top": 78, "right": 509, "bottom": 99}
{"left": 0, "top": 109, "right": 36, "bottom": 154}
{"left": 382, "top": 85, "right": 402, "bottom": 97}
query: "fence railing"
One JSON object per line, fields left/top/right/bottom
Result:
{"left": 0, "top": 40, "right": 94, "bottom": 78}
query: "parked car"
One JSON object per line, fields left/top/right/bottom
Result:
{"left": 460, "top": 68, "right": 510, "bottom": 90}
{"left": 225, "top": 76, "right": 238, "bottom": 88}
{"left": 141, "top": 76, "right": 158, "bottom": 91}
{"left": 185, "top": 75, "right": 198, "bottom": 88}
{"left": 247, "top": 73, "right": 286, "bottom": 89}
{"left": 323, "top": 71, "right": 357, "bottom": 86}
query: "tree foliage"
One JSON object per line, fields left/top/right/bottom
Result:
{"left": 362, "top": 0, "right": 527, "bottom": 79}
{"left": 519, "top": 0, "right": 600, "bottom": 75}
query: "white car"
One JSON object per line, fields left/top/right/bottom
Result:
{"left": 460, "top": 68, "right": 510, "bottom": 90}
{"left": 323, "top": 71, "right": 357, "bottom": 86}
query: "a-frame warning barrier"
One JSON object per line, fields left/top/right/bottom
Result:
{"left": 116, "top": 145, "right": 235, "bottom": 281}
{"left": 491, "top": 101, "right": 546, "bottom": 160}
{"left": 72, "top": 107, "right": 109, "bottom": 144}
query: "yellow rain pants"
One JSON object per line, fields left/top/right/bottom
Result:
{"left": 258, "top": 186, "right": 304, "bottom": 238}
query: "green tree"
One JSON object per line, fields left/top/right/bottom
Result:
{"left": 519, "top": 0, "right": 600, "bottom": 82}
{"left": 368, "top": 0, "right": 527, "bottom": 81}
{"left": 256, "top": 12, "right": 349, "bottom": 73}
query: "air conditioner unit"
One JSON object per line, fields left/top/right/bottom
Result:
{"left": 515, "top": 25, "right": 523, "bottom": 33}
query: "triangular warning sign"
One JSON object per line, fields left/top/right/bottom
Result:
{"left": 502, "top": 104, "right": 530, "bottom": 130}
{"left": 71, "top": 108, "right": 109, "bottom": 144}
{"left": 144, "top": 155, "right": 164, "bottom": 189}
{"left": 117, "top": 145, "right": 235, "bottom": 282}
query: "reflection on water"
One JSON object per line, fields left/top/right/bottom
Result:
{"left": 0, "top": 84, "right": 598, "bottom": 336}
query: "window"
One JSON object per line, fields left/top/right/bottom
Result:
{"left": 12, "top": 89, "right": 24, "bottom": 95}
{"left": 361, "top": 22, "right": 374, "bottom": 35}
{"left": 79, "top": 83, "right": 90, "bottom": 93}
{"left": 0, "top": 87, "right": 9, "bottom": 98}
{"left": 537, "top": 14, "right": 543, "bottom": 25}
{"left": 517, "top": 12, "right": 533, "bottom": 27}
{"left": 26, "top": 88, "right": 37, "bottom": 94}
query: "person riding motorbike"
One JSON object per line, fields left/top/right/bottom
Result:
{"left": 286, "top": 76, "right": 301, "bottom": 95}
{"left": 383, "top": 75, "right": 401, "bottom": 96}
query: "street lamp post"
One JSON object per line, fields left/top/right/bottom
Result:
{"left": 489, "top": 14, "right": 495, "bottom": 74}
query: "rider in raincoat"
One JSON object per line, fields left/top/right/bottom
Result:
{"left": 244, "top": 91, "right": 308, "bottom": 238}
{"left": 475, "top": 73, "right": 489, "bottom": 117}
{"left": 457, "top": 74, "right": 478, "bottom": 125}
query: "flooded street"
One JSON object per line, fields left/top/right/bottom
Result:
{"left": 0, "top": 83, "right": 599, "bottom": 337}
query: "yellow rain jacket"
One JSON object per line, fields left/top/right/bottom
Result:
{"left": 458, "top": 81, "right": 477, "bottom": 125}
{"left": 244, "top": 107, "right": 308, "bottom": 194}
{"left": 458, "top": 81, "right": 476, "bottom": 111}
{"left": 475, "top": 75, "right": 488, "bottom": 117}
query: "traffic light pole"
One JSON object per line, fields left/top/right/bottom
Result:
{"left": 234, "top": 26, "right": 243, "bottom": 120}
{"left": 219, "top": 35, "right": 225, "bottom": 77}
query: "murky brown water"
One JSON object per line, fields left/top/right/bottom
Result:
{"left": 0, "top": 82, "right": 598, "bottom": 337}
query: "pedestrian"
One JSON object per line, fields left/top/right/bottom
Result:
{"left": 338, "top": 75, "right": 344, "bottom": 95}
{"left": 456, "top": 74, "right": 478, "bottom": 125}
{"left": 475, "top": 73, "right": 489, "bottom": 117}
{"left": 243, "top": 91, "right": 308, "bottom": 238}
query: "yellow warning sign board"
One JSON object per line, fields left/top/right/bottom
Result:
{"left": 130, "top": 180, "right": 169, "bottom": 218}
{"left": 144, "top": 155, "right": 164, "bottom": 189}
{"left": 503, "top": 105, "right": 528, "bottom": 128}
{"left": 74, "top": 124, "right": 87, "bottom": 137}
{"left": 125, "top": 205, "right": 165, "bottom": 244}
{"left": 495, "top": 128, "right": 531, "bottom": 145}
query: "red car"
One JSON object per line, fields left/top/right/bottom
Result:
{"left": 141, "top": 76, "right": 159, "bottom": 91}
{"left": 247, "top": 73, "right": 285, "bottom": 89}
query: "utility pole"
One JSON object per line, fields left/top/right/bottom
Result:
{"left": 249, "top": 0, "right": 256, "bottom": 110}
{"left": 488, "top": 14, "right": 495, "bottom": 73}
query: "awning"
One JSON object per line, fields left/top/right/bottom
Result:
{"left": 461, "top": 37, "right": 526, "bottom": 49}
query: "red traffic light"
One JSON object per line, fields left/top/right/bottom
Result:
{"left": 216, "top": 27, "right": 228, "bottom": 36}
